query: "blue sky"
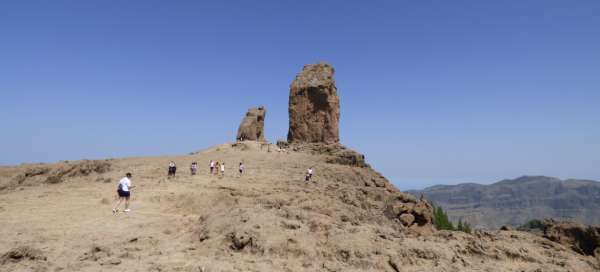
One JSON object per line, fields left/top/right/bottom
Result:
{"left": 1, "top": 1, "right": 599, "bottom": 189}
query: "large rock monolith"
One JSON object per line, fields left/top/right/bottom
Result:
{"left": 287, "top": 63, "right": 340, "bottom": 143}
{"left": 236, "top": 106, "right": 266, "bottom": 141}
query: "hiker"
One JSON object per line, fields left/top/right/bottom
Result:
{"left": 214, "top": 161, "right": 220, "bottom": 175}
{"left": 190, "top": 162, "right": 198, "bottom": 175}
{"left": 220, "top": 162, "right": 225, "bottom": 176}
{"left": 168, "top": 161, "right": 177, "bottom": 177}
{"left": 113, "top": 173, "right": 134, "bottom": 213}
{"left": 209, "top": 160, "right": 215, "bottom": 174}
{"left": 239, "top": 162, "right": 245, "bottom": 176}
{"left": 305, "top": 167, "right": 313, "bottom": 182}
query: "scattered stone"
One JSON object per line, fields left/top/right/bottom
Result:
{"left": 79, "top": 245, "right": 111, "bottom": 262}
{"left": 288, "top": 62, "right": 340, "bottom": 143}
{"left": 228, "top": 231, "right": 260, "bottom": 253}
{"left": 0, "top": 246, "right": 46, "bottom": 264}
{"left": 276, "top": 139, "right": 289, "bottom": 149}
{"left": 500, "top": 225, "right": 513, "bottom": 231}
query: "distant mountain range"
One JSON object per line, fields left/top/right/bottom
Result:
{"left": 407, "top": 176, "right": 600, "bottom": 229}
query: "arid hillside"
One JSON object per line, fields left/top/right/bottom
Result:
{"left": 0, "top": 142, "right": 598, "bottom": 272}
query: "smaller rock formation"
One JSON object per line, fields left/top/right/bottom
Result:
{"left": 384, "top": 192, "right": 435, "bottom": 234}
{"left": 288, "top": 62, "right": 340, "bottom": 143}
{"left": 542, "top": 219, "right": 600, "bottom": 257}
{"left": 236, "top": 106, "right": 266, "bottom": 142}
{"left": 500, "top": 225, "right": 513, "bottom": 231}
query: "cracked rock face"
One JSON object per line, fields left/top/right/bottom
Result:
{"left": 236, "top": 106, "right": 266, "bottom": 141}
{"left": 288, "top": 63, "right": 340, "bottom": 144}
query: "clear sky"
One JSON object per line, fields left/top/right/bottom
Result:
{"left": 1, "top": 1, "right": 599, "bottom": 189}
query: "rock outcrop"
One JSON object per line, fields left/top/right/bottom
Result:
{"left": 288, "top": 63, "right": 340, "bottom": 144}
{"left": 542, "top": 219, "right": 600, "bottom": 257}
{"left": 384, "top": 192, "right": 435, "bottom": 234}
{"left": 236, "top": 106, "right": 266, "bottom": 141}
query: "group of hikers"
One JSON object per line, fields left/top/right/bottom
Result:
{"left": 112, "top": 162, "right": 314, "bottom": 214}
{"left": 166, "top": 160, "right": 245, "bottom": 177}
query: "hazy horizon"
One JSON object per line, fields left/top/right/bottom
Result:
{"left": 2, "top": 1, "right": 599, "bottom": 190}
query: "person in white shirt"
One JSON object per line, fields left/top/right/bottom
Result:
{"left": 239, "top": 162, "right": 245, "bottom": 176}
{"left": 113, "top": 173, "right": 134, "bottom": 213}
{"left": 305, "top": 167, "right": 313, "bottom": 182}
{"left": 220, "top": 162, "right": 225, "bottom": 176}
{"left": 168, "top": 161, "right": 176, "bottom": 177}
{"left": 209, "top": 160, "right": 215, "bottom": 174}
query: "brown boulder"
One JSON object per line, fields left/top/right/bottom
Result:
{"left": 288, "top": 63, "right": 340, "bottom": 143}
{"left": 500, "top": 225, "right": 513, "bottom": 231}
{"left": 384, "top": 192, "right": 435, "bottom": 234}
{"left": 236, "top": 106, "right": 266, "bottom": 141}
{"left": 542, "top": 219, "right": 600, "bottom": 256}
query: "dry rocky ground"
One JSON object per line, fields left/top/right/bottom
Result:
{"left": 0, "top": 142, "right": 598, "bottom": 272}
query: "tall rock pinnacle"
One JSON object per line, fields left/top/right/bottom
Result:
{"left": 287, "top": 62, "right": 340, "bottom": 143}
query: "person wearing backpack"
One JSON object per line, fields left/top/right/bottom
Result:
{"left": 113, "top": 173, "right": 134, "bottom": 213}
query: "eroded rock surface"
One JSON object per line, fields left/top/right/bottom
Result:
{"left": 288, "top": 63, "right": 340, "bottom": 143}
{"left": 542, "top": 219, "right": 600, "bottom": 256}
{"left": 236, "top": 106, "right": 266, "bottom": 141}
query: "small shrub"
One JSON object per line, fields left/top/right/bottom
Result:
{"left": 433, "top": 205, "right": 455, "bottom": 231}
{"left": 457, "top": 219, "right": 472, "bottom": 234}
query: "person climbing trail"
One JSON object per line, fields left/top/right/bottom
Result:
{"left": 113, "top": 173, "right": 134, "bottom": 213}
{"left": 190, "top": 162, "right": 198, "bottom": 175}
{"left": 209, "top": 160, "right": 215, "bottom": 174}
{"left": 168, "top": 161, "right": 177, "bottom": 177}
{"left": 220, "top": 162, "right": 225, "bottom": 176}
{"left": 239, "top": 162, "right": 245, "bottom": 176}
{"left": 305, "top": 167, "right": 313, "bottom": 182}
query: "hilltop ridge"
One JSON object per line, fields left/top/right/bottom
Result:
{"left": 0, "top": 143, "right": 598, "bottom": 271}
{"left": 410, "top": 176, "right": 600, "bottom": 229}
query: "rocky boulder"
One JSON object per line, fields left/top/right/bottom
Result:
{"left": 384, "top": 192, "right": 435, "bottom": 234}
{"left": 288, "top": 63, "right": 340, "bottom": 143}
{"left": 542, "top": 219, "right": 600, "bottom": 257}
{"left": 236, "top": 106, "right": 266, "bottom": 141}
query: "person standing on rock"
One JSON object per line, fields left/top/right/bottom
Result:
{"left": 209, "top": 160, "right": 215, "bottom": 174}
{"left": 113, "top": 173, "right": 134, "bottom": 213}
